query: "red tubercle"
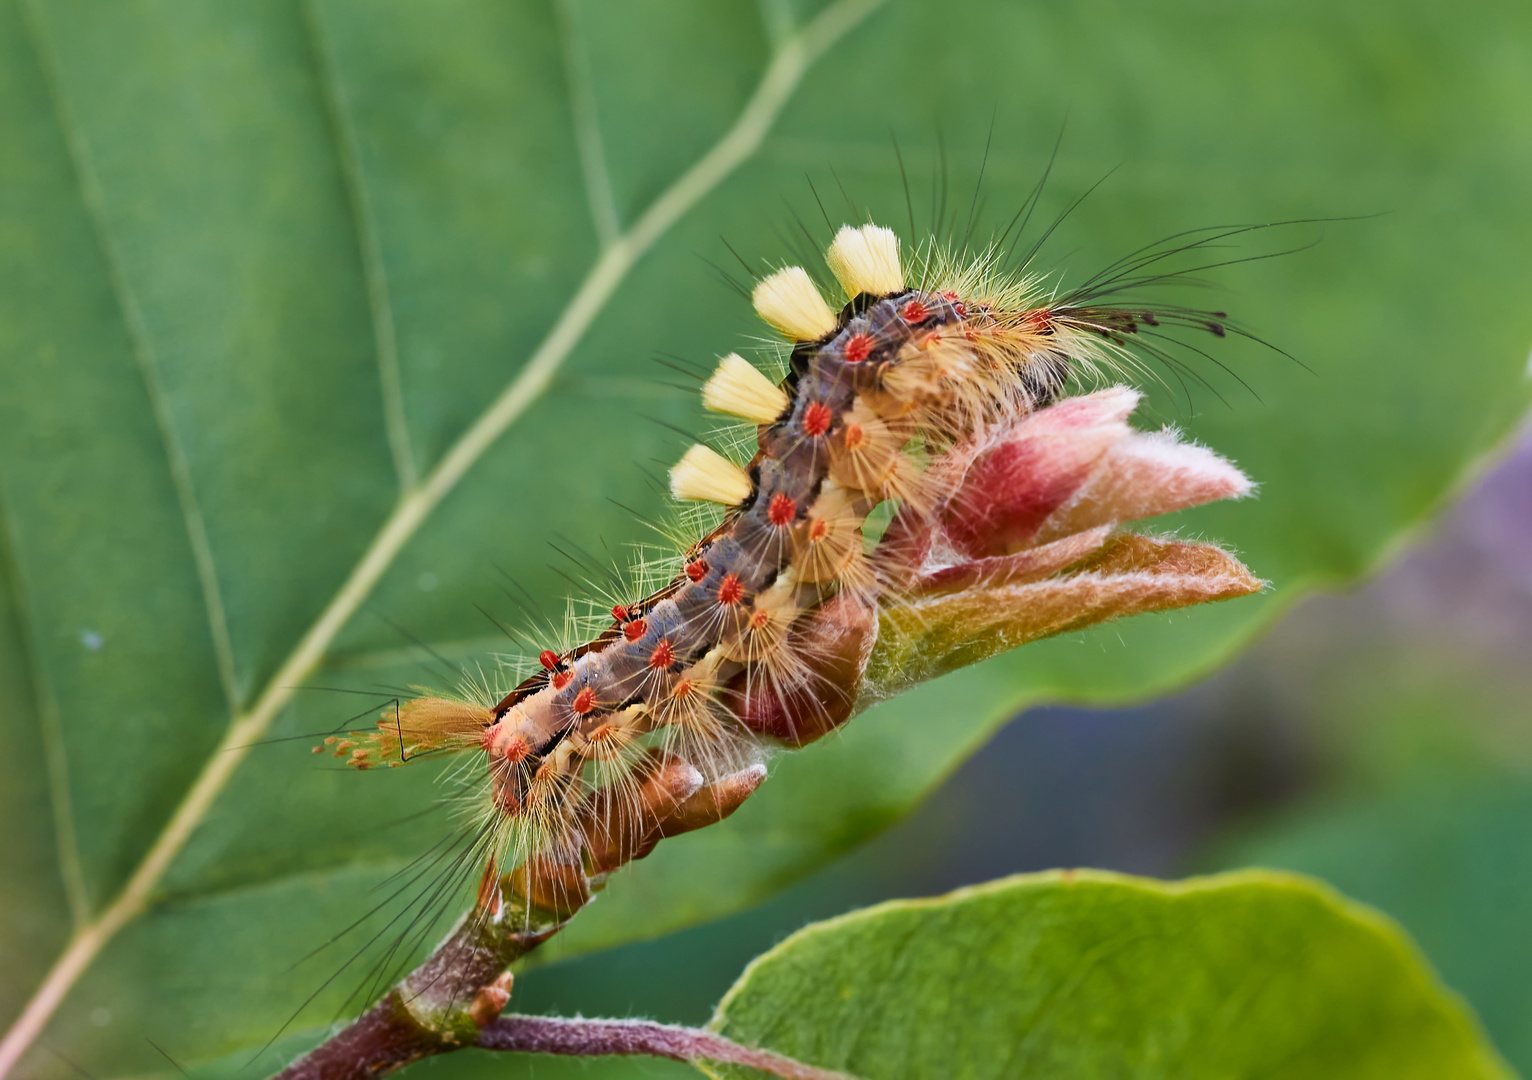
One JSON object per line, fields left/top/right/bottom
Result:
{"left": 551, "top": 670, "right": 574, "bottom": 691}
{"left": 802, "top": 402, "right": 833, "bottom": 437}
{"left": 767, "top": 492, "right": 797, "bottom": 527}
{"left": 685, "top": 558, "right": 708, "bottom": 582}
{"left": 622, "top": 618, "right": 648, "bottom": 642}
{"left": 611, "top": 604, "right": 629, "bottom": 622}
{"left": 538, "top": 649, "right": 560, "bottom": 670}
{"left": 482, "top": 722, "right": 531, "bottom": 763}
{"left": 648, "top": 639, "right": 675, "bottom": 668}
{"left": 900, "top": 299, "right": 929, "bottom": 323}
{"left": 717, "top": 573, "right": 744, "bottom": 606}
{"left": 572, "top": 686, "right": 597, "bottom": 715}
{"left": 938, "top": 290, "right": 967, "bottom": 316}
{"left": 843, "top": 333, "right": 873, "bottom": 363}
{"left": 499, "top": 733, "right": 532, "bottom": 764}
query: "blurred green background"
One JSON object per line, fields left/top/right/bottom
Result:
{"left": 1, "top": 0, "right": 1529, "bottom": 1076}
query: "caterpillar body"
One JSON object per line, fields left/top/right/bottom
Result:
{"left": 331, "top": 222, "right": 1225, "bottom": 874}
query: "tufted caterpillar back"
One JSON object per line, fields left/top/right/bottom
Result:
{"left": 321, "top": 219, "right": 1247, "bottom": 890}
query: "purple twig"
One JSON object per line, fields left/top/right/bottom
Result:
{"left": 477, "top": 1014, "right": 857, "bottom": 1079}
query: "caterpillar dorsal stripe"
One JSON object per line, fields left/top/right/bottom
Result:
{"left": 338, "top": 221, "right": 1227, "bottom": 870}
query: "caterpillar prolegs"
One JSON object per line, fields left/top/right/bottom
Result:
{"left": 330, "top": 223, "right": 1236, "bottom": 876}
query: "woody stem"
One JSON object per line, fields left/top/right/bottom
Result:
{"left": 477, "top": 1015, "right": 855, "bottom": 1079}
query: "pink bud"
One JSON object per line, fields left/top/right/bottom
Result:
{"left": 937, "top": 387, "right": 1139, "bottom": 559}
{"left": 861, "top": 388, "right": 1262, "bottom": 699}
{"left": 922, "top": 387, "right": 1251, "bottom": 563}
{"left": 1031, "top": 427, "right": 1253, "bottom": 546}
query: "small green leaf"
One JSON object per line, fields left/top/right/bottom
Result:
{"left": 1212, "top": 779, "right": 1532, "bottom": 1076}
{"left": 707, "top": 870, "right": 1511, "bottom": 1080}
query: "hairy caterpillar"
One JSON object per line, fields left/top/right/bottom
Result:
{"left": 322, "top": 222, "right": 1239, "bottom": 884}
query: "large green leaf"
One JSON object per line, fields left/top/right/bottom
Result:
{"left": 707, "top": 870, "right": 1510, "bottom": 1080}
{"left": 2, "top": 0, "right": 1530, "bottom": 1076}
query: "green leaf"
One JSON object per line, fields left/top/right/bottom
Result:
{"left": 2, "top": 0, "right": 1530, "bottom": 1075}
{"left": 707, "top": 870, "right": 1511, "bottom": 1080}
{"left": 1210, "top": 778, "right": 1532, "bottom": 1076}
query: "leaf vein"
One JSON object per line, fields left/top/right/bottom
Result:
{"left": 555, "top": 0, "right": 621, "bottom": 248}
{"left": 301, "top": 0, "right": 418, "bottom": 493}
{"left": 0, "top": 486, "right": 90, "bottom": 928}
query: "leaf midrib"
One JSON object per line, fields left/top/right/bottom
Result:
{"left": 0, "top": 0, "right": 888, "bottom": 1073}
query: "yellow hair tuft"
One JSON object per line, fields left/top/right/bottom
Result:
{"left": 752, "top": 266, "right": 837, "bottom": 341}
{"left": 702, "top": 353, "right": 790, "bottom": 423}
{"left": 669, "top": 444, "right": 753, "bottom": 505}
{"left": 825, "top": 224, "right": 904, "bottom": 299}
